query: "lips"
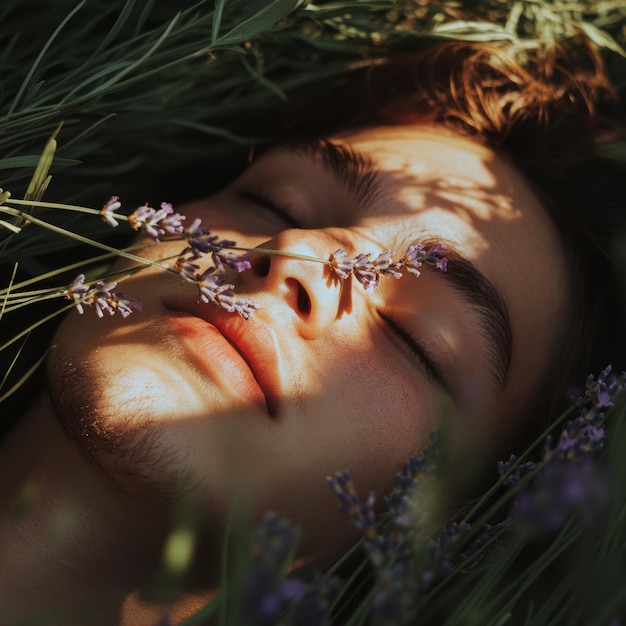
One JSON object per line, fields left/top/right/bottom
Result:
{"left": 163, "top": 298, "right": 282, "bottom": 417}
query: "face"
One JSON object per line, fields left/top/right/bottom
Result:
{"left": 48, "top": 124, "right": 569, "bottom": 557}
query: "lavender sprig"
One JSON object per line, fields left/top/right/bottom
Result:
{"left": 326, "top": 433, "right": 441, "bottom": 624}
{"left": 72, "top": 197, "right": 447, "bottom": 320}
{"left": 329, "top": 243, "right": 447, "bottom": 292}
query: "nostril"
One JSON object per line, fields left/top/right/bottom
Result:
{"left": 296, "top": 283, "right": 311, "bottom": 315}
{"left": 285, "top": 277, "right": 312, "bottom": 316}
{"left": 252, "top": 255, "right": 271, "bottom": 277}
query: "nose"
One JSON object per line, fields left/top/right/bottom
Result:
{"left": 244, "top": 229, "right": 346, "bottom": 339}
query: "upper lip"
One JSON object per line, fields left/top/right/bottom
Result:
{"left": 163, "top": 296, "right": 283, "bottom": 417}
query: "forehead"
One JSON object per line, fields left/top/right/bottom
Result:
{"left": 331, "top": 125, "right": 546, "bottom": 247}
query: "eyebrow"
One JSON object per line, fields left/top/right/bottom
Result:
{"left": 272, "top": 138, "right": 386, "bottom": 215}
{"left": 425, "top": 245, "right": 513, "bottom": 390}
{"left": 268, "top": 138, "right": 513, "bottom": 391}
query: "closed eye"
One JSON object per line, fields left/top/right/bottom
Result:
{"left": 236, "top": 189, "right": 301, "bottom": 229}
{"left": 378, "top": 312, "right": 444, "bottom": 387}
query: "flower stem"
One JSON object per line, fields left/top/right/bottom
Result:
{"left": 230, "top": 245, "right": 330, "bottom": 265}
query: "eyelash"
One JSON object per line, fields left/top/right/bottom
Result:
{"left": 379, "top": 312, "right": 440, "bottom": 384}
{"left": 237, "top": 189, "right": 301, "bottom": 229}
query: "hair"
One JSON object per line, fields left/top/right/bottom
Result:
{"left": 278, "top": 37, "right": 626, "bottom": 446}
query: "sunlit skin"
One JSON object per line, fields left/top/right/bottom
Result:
{"left": 0, "top": 124, "right": 569, "bottom": 623}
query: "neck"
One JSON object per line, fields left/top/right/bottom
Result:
{"left": 0, "top": 394, "right": 214, "bottom": 625}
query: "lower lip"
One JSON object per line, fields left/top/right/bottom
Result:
{"left": 168, "top": 314, "right": 267, "bottom": 414}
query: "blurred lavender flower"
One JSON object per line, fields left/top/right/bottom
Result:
{"left": 327, "top": 470, "right": 377, "bottom": 539}
{"left": 421, "top": 522, "right": 471, "bottom": 586}
{"left": 513, "top": 459, "right": 608, "bottom": 532}
{"left": 582, "top": 365, "right": 625, "bottom": 411}
{"left": 327, "top": 433, "right": 441, "bottom": 625}
{"left": 66, "top": 274, "right": 142, "bottom": 318}
{"left": 244, "top": 512, "right": 300, "bottom": 624}
{"left": 496, "top": 454, "right": 536, "bottom": 487}
{"left": 100, "top": 195, "right": 121, "bottom": 227}
{"left": 422, "top": 520, "right": 510, "bottom": 590}
{"left": 508, "top": 366, "right": 625, "bottom": 534}
{"left": 289, "top": 572, "right": 341, "bottom": 626}
{"left": 243, "top": 512, "right": 339, "bottom": 625}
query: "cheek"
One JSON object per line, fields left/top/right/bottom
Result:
{"left": 299, "top": 332, "right": 438, "bottom": 488}
{"left": 331, "top": 375, "right": 431, "bottom": 478}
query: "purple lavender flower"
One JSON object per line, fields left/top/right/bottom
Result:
{"left": 244, "top": 512, "right": 303, "bottom": 624}
{"left": 92, "top": 280, "right": 119, "bottom": 317}
{"left": 128, "top": 202, "right": 185, "bottom": 242}
{"left": 187, "top": 267, "right": 258, "bottom": 319}
{"left": 66, "top": 275, "right": 141, "bottom": 318}
{"left": 399, "top": 242, "right": 448, "bottom": 277}
{"left": 328, "top": 248, "right": 355, "bottom": 279}
{"left": 513, "top": 459, "right": 608, "bottom": 532}
{"left": 328, "top": 243, "right": 446, "bottom": 291}
{"left": 92, "top": 280, "right": 142, "bottom": 318}
{"left": 107, "top": 292, "right": 143, "bottom": 318}
{"left": 174, "top": 255, "right": 201, "bottom": 283}
{"left": 557, "top": 420, "right": 605, "bottom": 457}
{"left": 100, "top": 196, "right": 121, "bottom": 227}
{"left": 157, "top": 202, "right": 185, "bottom": 237}
{"left": 66, "top": 274, "right": 90, "bottom": 313}
{"left": 182, "top": 218, "right": 236, "bottom": 259}
{"left": 128, "top": 204, "right": 159, "bottom": 239}
{"left": 386, "top": 432, "right": 439, "bottom": 503}
{"left": 214, "top": 288, "right": 259, "bottom": 320}
{"left": 373, "top": 249, "right": 403, "bottom": 279}
{"left": 195, "top": 267, "right": 230, "bottom": 305}
{"left": 328, "top": 249, "right": 401, "bottom": 288}
{"left": 353, "top": 252, "right": 380, "bottom": 292}
{"left": 583, "top": 365, "right": 625, "bottom": 411}
{"left": 326, "top": 470, "right": 377, "bottom": 539}
{"left": 399, "top": 243, "right": 426, "bottom": 277}
{"left": 184, "top": 217, "right": 208, "bottom": 246}
{"left": 251, "top": 511, "right": 298, "bottom": 567}
{"left": 213, "top": 250, "right": 252, "bottom": 273}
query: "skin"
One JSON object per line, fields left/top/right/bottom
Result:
{"left": 0, "top": 124, "right": 569, "bottom": 623}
